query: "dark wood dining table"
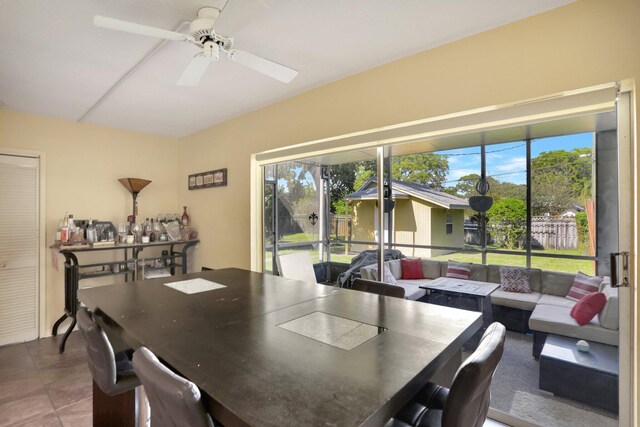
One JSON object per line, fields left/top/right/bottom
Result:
{"left": 78, "top": 268, "right": 482, "bottom": 427}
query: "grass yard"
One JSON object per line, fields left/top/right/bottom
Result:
{"left": 265, "top": 241, "right": 593, "bottom": 275}
{"left": 431, "top": 248, "right": 594, "bottom": 275}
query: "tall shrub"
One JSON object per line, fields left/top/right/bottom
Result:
{"left": 486, "top": 198, "right": 527, "bottom": 249}
{"left": 575, "top": 211, "right": 590, "bottom": 255}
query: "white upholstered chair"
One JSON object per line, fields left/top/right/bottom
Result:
{"left": 276, "top": 252, "right": 318, "bottom": 284}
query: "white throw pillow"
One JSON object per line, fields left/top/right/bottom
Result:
{"left": 598, "top": 284, "right": 619, "bottom": 330}
{"left": 368, "top": 265, "right": 398, "bottom": 286}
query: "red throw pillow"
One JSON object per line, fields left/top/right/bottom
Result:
{"left": 401, "top": 258, "right": 424, "bottom": 280}
{"left": 570, "top": 292, "right": 607, "bottom": 326}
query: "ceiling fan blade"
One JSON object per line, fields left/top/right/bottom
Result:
{"left": 228, "top": 49, "right": 298, "bottom": 83}
{"left": 94, "top": 16, "right": 190, "bottom": 41}
{"left": 177, "top": 55, "right": 214, "bottom": 86}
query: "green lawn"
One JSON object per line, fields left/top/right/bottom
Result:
{"left": 431, "top": 248, "right": 594, "bottom": 275}
{"left": 265, "top": 243, "right": 593, "bottom": 275}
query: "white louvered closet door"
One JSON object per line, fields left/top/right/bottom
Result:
{"left": 0, "top": 154, "right": 39, "bottom": 345}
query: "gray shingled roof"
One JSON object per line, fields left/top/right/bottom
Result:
{"left": 344, "top": 178, "right": 469, "bottom": 210}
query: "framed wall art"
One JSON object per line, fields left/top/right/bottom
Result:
{"left": 188, "top": 168, "right": 227, "bottom": 190}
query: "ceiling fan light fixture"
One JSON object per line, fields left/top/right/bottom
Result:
{"left": 202, "top": 41, "right": 220, "bottom": 61}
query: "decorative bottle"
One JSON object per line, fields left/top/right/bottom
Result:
{"left": 60, "top": 213, "right": 70, "bottom": 243}
{"left": 182, "top": 206, "right": 190, "bottom": 226}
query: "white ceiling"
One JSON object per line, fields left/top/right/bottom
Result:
{"left": 0, "top": 0, "right": 573, "bottom": 137}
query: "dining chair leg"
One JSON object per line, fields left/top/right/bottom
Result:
{"left": 92, "top": 381, "right": 136, "bottom": 427}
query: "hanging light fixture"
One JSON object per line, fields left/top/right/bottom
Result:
{"left": 469, "top": 145, "right": 493, "bottom": 213}
{"left": 119, "top": 178, "right": 151, "bottom": 223}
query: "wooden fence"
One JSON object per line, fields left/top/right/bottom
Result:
{"left": 330, "top": 214, "right": 352, "bottom": 239}
{"left": 464, "top": 216, "right": 579, "bottom": 249}
{"left": 530, "top": 216, "right": 578, "bottom": 250}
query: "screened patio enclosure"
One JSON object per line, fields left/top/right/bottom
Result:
{"left": 255, "top": 84, "right": 633, "bottom": 427}
{"left": 262, "top": 104, "right": 619, "bottom": 285}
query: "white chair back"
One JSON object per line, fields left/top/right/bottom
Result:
{"left": 276, "top": 252, "right": 318, "bottom": 284}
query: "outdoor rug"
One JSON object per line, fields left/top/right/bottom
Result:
{"left": 489, "top": 330, "right": 618, "bottom": 427}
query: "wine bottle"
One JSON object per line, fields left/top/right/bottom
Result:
{"left": 182, "top": 206, "right": 190, "bottom": 226}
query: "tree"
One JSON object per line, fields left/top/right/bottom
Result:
{"left": 531, "top": 147, "right": 592, "bottom": 202}
{"left": 531, "top": 170, "right": 575, "bottom": 215}
{"left": 486, "top": 198, "right": 527, "bottom": 249}
{"left": 353, "top": 164, "right": 375, "bottom": 190}
{"left": 446, "top": 173, "right": 526, "bottom": 201}
{"left": 391, "top": 153, "right": 449, "bottom": 190}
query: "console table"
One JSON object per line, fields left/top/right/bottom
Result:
{"left": 50, "top": 239, "right": 199, "bottom": 353}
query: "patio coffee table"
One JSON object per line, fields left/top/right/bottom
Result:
{"left": 419, "top": 277, "right": 499, "bottom": 321}
{"left": 420, "top": 277, "right": 499, "bottom": 348}
{"left": 539, "top": 334, "right": 618, "bottom": 413}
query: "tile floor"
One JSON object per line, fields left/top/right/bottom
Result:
{"left": 0, "top": 331, "right": 91, "bottom": 427}
{"left": 2, "top": 332, "right": 511, "bottom": 427}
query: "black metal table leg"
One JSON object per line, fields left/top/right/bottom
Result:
{"left": 58, "top": 316, "right": 76, "bottom": 354}
{"left": 51, "top": 313, "right": 67, "bottom": 336}
{"left": 57, "top": 254, "right": 79, "bottom": 354}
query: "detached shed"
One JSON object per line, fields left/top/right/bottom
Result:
{"left": 344, "top": 179, "right": 469, "bottom": 258}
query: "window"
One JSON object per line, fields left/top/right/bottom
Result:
{"left": 446, "top": 213, "right": 453, "bottom": 235}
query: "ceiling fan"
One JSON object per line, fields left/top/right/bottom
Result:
{"left": 94, "top": 6, "right": 298, "bottom": 86}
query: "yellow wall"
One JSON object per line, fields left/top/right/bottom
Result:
{"left": 0, "top": 109, "right": 179, "bottom": 331}
{"left": 394, "top": 199, "right": 431, "bottom": 258}
{"left": 350, "top": 201, "right": 375, "bottom": 252}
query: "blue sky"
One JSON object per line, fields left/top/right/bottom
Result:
{"left": 438, "top": 132, "right": 593, "bottom": 187}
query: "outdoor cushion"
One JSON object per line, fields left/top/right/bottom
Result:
{"left": 599, "top": 276, "right": 612, "bottom": 291}
{"left": 446, "top": 261, "right": 471, "bottom": 280}
{"left": 488, "top": 265, "right": 541, "bottom": 292}
{"left": 598, "top": 284, "right": 619, "bottom": 330}
{"left": 387, "top": 259, "right": 403, "bottom": 280}
{"left": 537, "top": 294, "right": 576, "bottom": 309}
{"left": 468, "top": 264, "right": 488, "bottom": 282}
{"left": 395, "top": 279, "right": 429, "bottom": 301}
{"left": 566, "top": 271, "right": 603, "bottom": 301}
{"left": 490, "top": 290, "right": 541, "bottom": 311}
{"left": 421, "top": 259, "right": 442, "bottom": 279}
{"left": 368, "top": 265, "right": 398, "bottom": 286}
{"left": 529, "top": 304, "right": 618, "bottom": 346}
{"left": 540, "top": 271, "right": 576, "bottom": 296}
{"left": 570, "top": 292, "right": 607, "bottom": 326}
{"left": 401, "top": 258, "right": 424, "bottom": 280}
{"left": 499, "top": 266, "right": 531, "bottom": 293}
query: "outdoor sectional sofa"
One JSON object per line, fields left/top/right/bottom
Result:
{"left": 360, "top": 259, "right": 619, "bottom": 357}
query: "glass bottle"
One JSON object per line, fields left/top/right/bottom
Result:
{"left": 182, "top": 206, "right": 190, "bottom": 226}
{"left": 149, "top": 218, "right": 156, "bottom": 242}
{"left": 60, "top": 213, "right": 70, "bottom": 243}
{"left": 153, "top": 218, "right": 162, "bottom": 241}
{"left": 86, "top": 219, "right": 97, "bottom": 243}
{"left": 68, "top": 214, "right": 76, "bottom": 239}
{"left": 55, "top": 219, "right": 63, "bottom": 242}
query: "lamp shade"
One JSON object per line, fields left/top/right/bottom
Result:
{"left": 119, "top": 178, "right": 151, "bottom": 194}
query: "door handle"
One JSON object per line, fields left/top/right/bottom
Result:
{"left": 610, "top": 252, "right": 630, "bottom": 288}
